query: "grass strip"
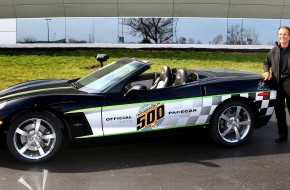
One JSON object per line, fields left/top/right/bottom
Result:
{"left": 0, "top": 49, "right": 267, "bottom": 90}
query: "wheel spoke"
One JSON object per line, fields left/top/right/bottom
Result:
{"left": 41, "top": 133, "right": 56, "bottom": 140}
{"left": 38, "top": 146, "right": 45, "bottom": 157}
{"left": 235, "top": 106, "right": 241, "bottom": 118}
{"left": 34, "top": 119, "right": 41, "bottom": 133}
{"left": 238, "top": 120, "right": 251, "bottom": 125}
{"left": 221, "top": 126, "right": 233, "bottom": 137}
{"left": 16, "top": 128, "right": 29, "bottom": 137}
{"left": 19, "top": 143, "right": 30, "bottom": 154}
{"left": 234, "top": 127, "right": 241, "bottom": 141}
{"left": 220, "top": 114, "right": 230, "bottom": 121}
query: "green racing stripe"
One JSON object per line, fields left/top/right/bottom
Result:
{"left": 76, "top": 122, "right": 208, "bottom": 139}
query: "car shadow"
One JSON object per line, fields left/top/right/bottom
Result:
{"left": 0, "top": 115, "right": 288, "bottom": 173}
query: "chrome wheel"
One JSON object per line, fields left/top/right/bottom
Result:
{"left": 210, "top": 101, "right": 254, "bottom": 146}
{"left": 218, "top": 105, "right": 251, "bottom": 143}
{"left": 7, "top": 112, "right": 62, "bottom": 163}
{"left": 14, "top": 118, "right": 56, "bottom": 160}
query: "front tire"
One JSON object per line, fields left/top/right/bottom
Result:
{"left": 7, "top": 112, "right": 62, "bottom": 163}
{"left": 210, "top": 101, "right": 254, "bottom": 146}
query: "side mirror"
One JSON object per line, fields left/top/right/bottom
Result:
{"left": 124, "top": 84, "right": 147, "bottom": 100}
{"left": 95, "top": 54, "right": 109, "bottom": 67}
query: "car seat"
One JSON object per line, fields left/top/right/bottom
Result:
{"left": 150, "top": 66, "right": 171, "bottom": 89}
{"left": 172, "top": 68, "right": 189, "bottom": 86}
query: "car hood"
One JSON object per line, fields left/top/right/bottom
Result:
{"left": 0, "top": 79, "right": 80, "bottom": 101}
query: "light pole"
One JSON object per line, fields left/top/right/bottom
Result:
{"left": 240, "top": 19, "right": 243, "bottom": 45}
{"left": 45, "top": 19, "right": 51, "bottom": 42}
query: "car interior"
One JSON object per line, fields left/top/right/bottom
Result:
{"left": 125, "top": 66, "right": 200, "bottom": 91}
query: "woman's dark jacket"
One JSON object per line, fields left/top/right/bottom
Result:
{"left": 264, "top": 42, "right": 290, "bottom": 83}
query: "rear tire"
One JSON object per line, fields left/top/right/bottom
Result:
{"left": 210, "top": 100, "right": 254, "bottom": 146}
{"left": 7, "top": 112, "right": 62, "bottom": 163}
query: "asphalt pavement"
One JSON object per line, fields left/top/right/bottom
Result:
{"left": 0, "top": 113, "right": 289, "bottom": 190}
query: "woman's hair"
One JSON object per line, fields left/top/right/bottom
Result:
{"left": 278, "top": 26, "right": 290, "bottom": 35}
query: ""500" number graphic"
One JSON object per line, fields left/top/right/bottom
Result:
{"left": 137, "top": 103, "right": 165, "bottom": 130}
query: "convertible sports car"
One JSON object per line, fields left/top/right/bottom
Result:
{"left": 0, "top": 54, "right": 276, "bottom": 163}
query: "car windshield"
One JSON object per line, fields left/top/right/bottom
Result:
{"left": 76, "top": 58, "right": 144, "bottom": 93}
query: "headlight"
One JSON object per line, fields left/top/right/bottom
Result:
{"left": 0, "top": 102, "right": 7, "bottom": 110}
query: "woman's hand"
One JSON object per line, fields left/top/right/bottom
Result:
{"left": 262, "top": 72, "right": 271, "bottom": 80}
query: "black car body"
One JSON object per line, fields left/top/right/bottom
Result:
{"left": 0, "top": 56, "right": 276, "bottom": 163}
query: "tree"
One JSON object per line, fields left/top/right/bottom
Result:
{"left": 22, "top": 36, "right": 36, "bottom": 43}
{"left": 211, "top": 34, "right": 223, "bottom": 44}
{"left": 226, "top": 24, "right": 245, "bottom": 45}
{"left": 123, "top": 18, "right": 174, "bottom": 43}
{"left": 244, "top": 28, "right": 260, "bottom": 45}
{"left": 188, "top": 38, "right": 195, "bottom": 44}
{"left": 196, "top": 40, "right": 202, "bottom": 44}
{"left": 178, "top": 36, "right": 187, "bottom": 44}
{"left": 68, "top": 38, "right": 87, "bottom": 43}
{"left": 226, "top": 24, "right": 260, "bottom": 45}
